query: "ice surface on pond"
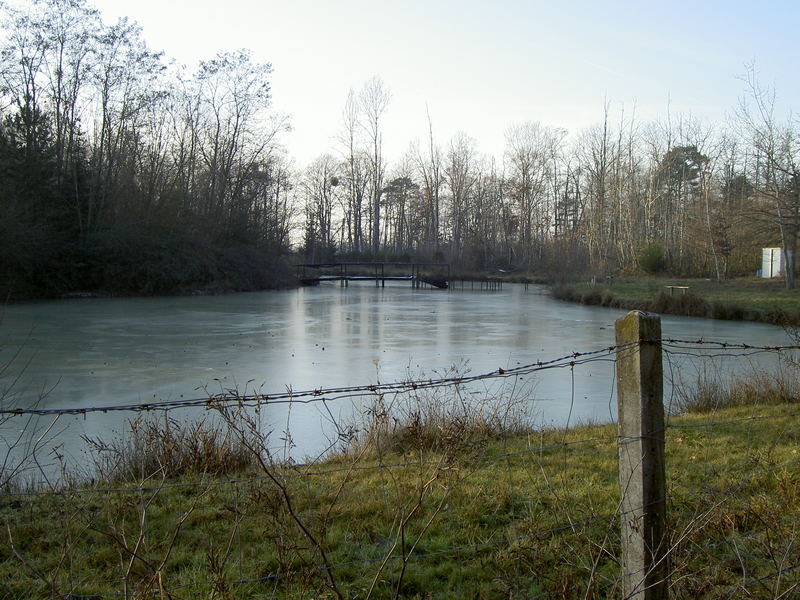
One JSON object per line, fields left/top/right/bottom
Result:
{"left": 0, "top": 283, "right": 791, "bottom": 479}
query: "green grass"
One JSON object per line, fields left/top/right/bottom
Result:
{"left": 2, "top": 401, "right": 800, "bottom": 599}
{"left": 553, "top": 277, "right": 800, "bottom": 323}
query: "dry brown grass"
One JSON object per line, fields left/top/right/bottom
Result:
{"left": 83, "top": 415, "right": 259, "bottom": 483}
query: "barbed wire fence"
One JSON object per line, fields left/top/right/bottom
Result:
{"left": 0, "top": 315, "right": 799, "bottom": 598}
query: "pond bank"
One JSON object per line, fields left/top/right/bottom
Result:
{"left": 551, "top": 277, "right": 800, "bottom": 325}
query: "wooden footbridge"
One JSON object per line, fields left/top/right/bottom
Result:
{"left": 297, "top": 262, "right": 451, "bottom": 289}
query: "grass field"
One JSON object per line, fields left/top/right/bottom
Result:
{"left": 553, "top": 277, "right": 800, "bottom": 324}
{"left": 2, "top": 392, "right": 799, "bottom": 599}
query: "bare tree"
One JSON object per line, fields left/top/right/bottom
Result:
{"left": 0, "top": 0, "right": 102, "bottom": 230}
{"left": 577, "top": 103, "right": 616, "bottom": 270}
{"left": 410, "top": 110, "right": 444, "bottom": 256}
{"left": 90, "top": 16, "right": 165, "bottom": 233}
{"left": 445, "top": 132, "right": 477, "bottom": 262}
{"left": 302, "top": 154, "right": 340, "bottom": 262}
{"left": 505, "top": 122, "right": 564, "bottom": 267}
{"left": 191, "top": 50, "right": 282, "bottom": 238}
{"left": 359, "top": 76, "right": 390, "bottom": 254}
{"left": 337, "top": 89, "right": 368, "bottom": 253}
{"left": 383, "top": 156, "right": 419, "bottom": 254}
{"left": 737, "top": 65, "right": 800, "bottom": 288}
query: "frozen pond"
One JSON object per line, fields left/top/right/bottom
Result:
{"left": 0, "top": 283, "right": 791, "bottom": 480}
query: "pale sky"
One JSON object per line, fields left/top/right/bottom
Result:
{"left": 92, "top": 0, "right": 799, "bottom": 166}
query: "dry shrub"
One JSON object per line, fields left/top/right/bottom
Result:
{"left": 650, "top": 291, "right": 708, "bottom": 317}
{"left": 85, "top": 414, "right": 259, "bottom": 483}
{"left": 346, "top": 372, "right": 536, "bottom": 458}
{"left": 676, "top": 366, "right": 800, "bottom": 414}
{"left": 550, "top": 284, "right": 579, "bottom": 303}
{"left": 708, "top": 300, "right": 747, "bottom": 321}
{"left": 579, "top": 288, "right": 604, "bottom": 306}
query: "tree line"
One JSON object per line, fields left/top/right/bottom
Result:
{"left": 2, "top": 0, "right": 798, "bottom": 300}
{"left": 303, "top": 74, "right": 799, "bottom": 288}
{"left": 0, "top": 0, "right": 294, "bottom": 299}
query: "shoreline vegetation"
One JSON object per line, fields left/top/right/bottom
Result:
{"left": 2, "top": 369, "right": 799, "bottom": 598}
{"left": 2, "top": 243, "right": 298, "bottom": 303}
{"left": 1, "top": 3, "right": 798, "bottom": 312}
{"left": 550, "top": 276, "right": 800, "bottom": 325}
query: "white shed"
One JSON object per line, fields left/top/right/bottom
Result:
{"left": 761, "top": 247, "right": 784, "bottom": 278}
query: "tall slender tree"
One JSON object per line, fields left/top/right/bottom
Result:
{"left": 359, "top": 76, "right": 390, "bottom": 254}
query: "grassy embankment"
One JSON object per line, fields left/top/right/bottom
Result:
{"left": 552, "top": 277, "right": 800, "bottom": 324}
{"left": 2, "top": 372, "right": 799, "bottom": 599}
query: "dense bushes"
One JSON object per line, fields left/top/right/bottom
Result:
{"left": 0, "top": 222, "right": 295, "bottom": 301}
{"left": 0, "top": 3, "right": 295, "bottom": 302}
{"left": 638, "top": 243, "right": 667, "bottom": 274}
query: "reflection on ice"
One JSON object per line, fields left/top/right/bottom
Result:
{"left": 0, "top": 283, "right": 791, "bottom": 482}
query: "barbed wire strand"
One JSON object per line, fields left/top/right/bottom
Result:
{"left": 3, "top": 342, "right": 798, "bottom": 499}
{"left": 4, "top": 339, "right": 798, "bottom": 418}
{"left": 0, "top": 343, "right": 633, "bottom": 417}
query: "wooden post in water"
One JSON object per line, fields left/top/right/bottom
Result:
{"left": 615, "top": 311, "right": 667, "bottom": 600}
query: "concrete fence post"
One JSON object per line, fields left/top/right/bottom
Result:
{"left": 615, "top": 311, "right": 667, "bottom": 599}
